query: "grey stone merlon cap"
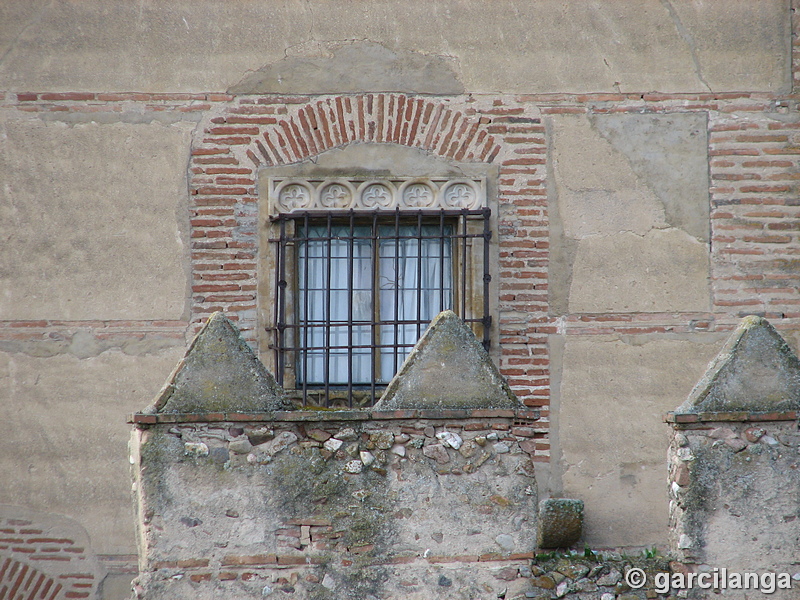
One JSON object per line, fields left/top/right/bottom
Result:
{"left": 677, "top": 316, "right": 800, "bottom": 414}
{"left": 147, "top": 312, "right": 291, "bottom": 414}
{"left": 374, "top": 310, "right": 520, "bottom": 410}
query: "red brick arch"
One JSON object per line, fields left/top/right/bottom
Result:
{"left": 188, "top": 93, "right": 549, "bottom": 430}
{"left": 240, "top": 95, "right": 501, "bottom": 167}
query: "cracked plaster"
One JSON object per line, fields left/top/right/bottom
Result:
{"left": 0, "top": 0, "right": 789, "bottom": 93}
{"left": 547, "top": 113, "right": 711, "bottom": 315}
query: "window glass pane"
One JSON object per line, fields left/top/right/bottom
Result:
{"left": 378, "top": 225, "right": 452, "bottom": 382}
{"left": 297, "top": 223, "right": 452, "bottom": 386}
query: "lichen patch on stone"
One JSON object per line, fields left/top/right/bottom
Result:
{"left": 677, "top": 316, "right": 800, "bottom": 413}
{"left": 148, "top": 312, "right": 291, "bottom": 413}
{"left": 375, "top": 310, "right": 520, "bottom": 410}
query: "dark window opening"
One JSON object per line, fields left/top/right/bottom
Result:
{"left": 270, "top": 208, "right": 491, "bottom": 408}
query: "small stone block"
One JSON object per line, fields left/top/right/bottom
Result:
{"left": 537, "top": 498, "right": 584, "bottom": 549}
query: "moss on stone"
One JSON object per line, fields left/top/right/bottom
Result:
{"left": 149, "top": 312, "right": 291, "bottom": 414}
{"left": 376, "top": 310, "right": 520, "bottom": 410}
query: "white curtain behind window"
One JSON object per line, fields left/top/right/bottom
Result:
{"left": 298, "top": 224, "right": 452, "bottom": 385}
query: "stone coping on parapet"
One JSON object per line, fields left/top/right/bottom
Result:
{"left": 128, "top": 408, "right": 541, "bottom": 425}
{"left": 665, "top": 410, "right": 799, "bottom": 424}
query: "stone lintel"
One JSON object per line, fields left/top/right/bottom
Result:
{"left": 128, "top": 408, "right": 540, "bottom": 425}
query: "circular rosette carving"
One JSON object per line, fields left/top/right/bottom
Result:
{"left": 443, "top": 181, "right": 479, "bottom": 209}
{"left": 276, "top": 182, "right": 312, "bottom": 212}
{"left": 401, "top": 182, "right": 436, "bottom": 208}
{"left": 359, "top": 182, "right": 395, "bottom": 209}
{"left": 319, "top": 182, "right": 354, "bottom": 209}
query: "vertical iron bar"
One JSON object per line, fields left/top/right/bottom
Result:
{"left": 416, "top": 211, "right": 423, "bottom": 343}
{"left": 393, "top": 208, "right": 401, "bottom": 376}
{"left": 275, "top": 218, "right": 286, "bottom": 388}
{"left": 301, "top": 212, "right": 310, "bottom": 406}
{"left": 439, "top": 209, "right": 445, "bottom": 312}
{"left": 483, "top": 207, "right": 492, "bottom": 350}
{"left": 324, "top": 212, "right": 332, "bottom": 406}
{"left": 347, "top": 210, "right": 355, "bottom": 407}
{"left": 371, "top": 212, "right": 379, "bottom": 404}
{"left": 461, "top": 209, "right": 468, "bottom": 320}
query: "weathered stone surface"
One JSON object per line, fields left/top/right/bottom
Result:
{"left": 230, "top": 41, "right": 463, "bottom": 95}
{"left": 307, "top": 429, "right": 332, "bottom": 442}
{"left": 367, "top": 431, "right": 395, "bottom": 450}
{"left": 132, "top": 416, "right": 538, "bottom": 598}
{"left": 246, "top": 427, "right": 274, "bottom": 446}
{"left": 228, "top": 439, "right": 253, "bottom": 455}
{"left": 422, "top": 443, "right": 451, "bottom": 464}
{"left": 151, "top": 312, "right": 291, "bottom": 413}
{"left": 324, "top": 437, "right": 343, "bottom": 453}
{"left": 668, "top": 419, "right": 800, "bottom": 589}
{"left": 375, "top": 311, "right": 519, "bottom": 410}
{"left": 437, "top": 430, "right": 463, "bottom": 450}
{"left": 537, "top": 499, "right": 584, "bottom": 549}
{"left": 678, "top": 316, "right": 800, "bottom": 413}
{"left": 0, "top": 1, "right": 788, "bottom": 93}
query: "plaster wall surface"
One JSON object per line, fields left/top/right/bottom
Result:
{"left": 0, "top": 114, "right": 192, "bottom": 321}
{"left": 548, "top": 112, "right": 711, "bottom": 315}
{"left": 0, "top": 347, "right": 184, "bottom": 555}
{"left": 554, "top": 335, "right": 724, "bottom": 547}
{"left": 0, "top": 0, "right": 789, "bottom": 94}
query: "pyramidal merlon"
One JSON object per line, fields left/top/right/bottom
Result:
{"left": 375, "top": 310, "right": 520, "bottom": 410}
{"left": 150, "top": 312, "right": 291, "bottom": 413}
{"left": 678, "top": 316, "right": 800, "bottom": 413}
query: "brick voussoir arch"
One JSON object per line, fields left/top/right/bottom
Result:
{"left": 244, "top": 95, "right": 503, "bottom": 167}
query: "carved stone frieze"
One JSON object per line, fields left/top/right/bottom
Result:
{"left": 269, "top": 177, "right": 486, "bottom": 215}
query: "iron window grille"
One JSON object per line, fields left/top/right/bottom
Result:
{"left": 270, "top": 207, "right": 491, "bottom": 408}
